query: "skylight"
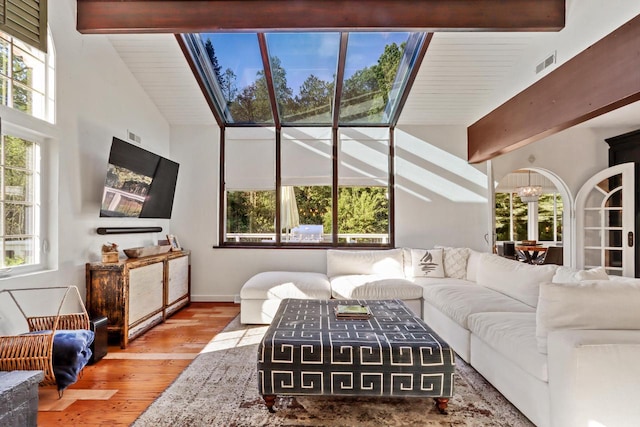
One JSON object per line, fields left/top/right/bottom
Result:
{"left": 181, "top": 31, "right": 427, "bottom": 127}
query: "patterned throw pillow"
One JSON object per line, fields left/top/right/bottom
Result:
{"left": 436, "top": 246, "right": 470, "bottom": 279}
{"left": 411, "top": 248, "right": 445, "bottom": 278}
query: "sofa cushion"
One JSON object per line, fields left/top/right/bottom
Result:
{"left": 410, "top": 248, "right": 445, "bottom": 278}
{"left": 240, "top": 271, "right": 331, "bottom": 300}
{"left": 476, "top": 254, "right": 557, "bottom": 307}
{"left": 326, "top": 249, "right": 404, "bottom": 278}
{"left": 465, "top": 249, "right": 483, "bottom": 282}
{"left": 436, "top": 246, "right": 470, "bottom": 279}
{"left": 536, "top": 280, "right": 640, "bottom": 353}
{"left": 411, "top": 277, "right": 474, "bottom": 287}
{"left": 468, "top": 312, "right": 547, "bottom": 382}
{"left": 552, "top": 266, "right": 609, "bottom": 283}
{"left": 331, "top": 275, "right": 423, "bottom": 300}
{"left": 422, "top": 284, "right": 534, "bottom": 329}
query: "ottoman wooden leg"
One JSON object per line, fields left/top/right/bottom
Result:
{"left": 263, "top": 394, "right": 276, "bottom": 413}
{"left": 435, "top": 397, "right": 449, "bottom": 414}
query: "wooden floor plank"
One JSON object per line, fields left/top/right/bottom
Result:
{"left": 37, "top": 302, "right": 240, "bottom": 426}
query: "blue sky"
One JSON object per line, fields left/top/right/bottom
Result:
{"left": 203, "top": 32, "right": 410, "bottom": 96}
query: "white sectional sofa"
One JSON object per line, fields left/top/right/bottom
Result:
{"left": 240, "top": 247, "right": 640, "bottom": 427}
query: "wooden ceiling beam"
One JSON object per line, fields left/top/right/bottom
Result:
{"left": 76, "top": 0, "right": 565, "bottom": 34}
{"left": 467, "top": 13, "right": 640, "bottom": 164}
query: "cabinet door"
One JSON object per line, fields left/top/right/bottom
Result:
{"left": 168, "top": 256, "right": 189, "bottom": 305}
{"left": 128, "top": 262, "right": 164, "bottom": 325}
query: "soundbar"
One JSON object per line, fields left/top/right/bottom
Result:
{"left": 96, "top": 227, "right": 163, "bottom": 235}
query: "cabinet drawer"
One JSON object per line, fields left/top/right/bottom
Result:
{"left": 128, "top": 262, "right": 164, "bottom": 325}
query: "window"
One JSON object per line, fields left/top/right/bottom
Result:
{"left": 0, "top": 31, "right": 51, "bottom": 120}
{"left": 223, "top": 127, "right": 391, "bottom": 246}
{"left": 495, "top": 192, "right": 563, "bottom": 243}
{"left": 182, "top": 31, "right": 427, "bottom": 247}
{"left": 0, "top": 130, "right": 40, "bottom": 269}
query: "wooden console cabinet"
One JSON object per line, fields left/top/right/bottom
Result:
{"left": 86, "top": 250, "right": 190, "bottom": 348}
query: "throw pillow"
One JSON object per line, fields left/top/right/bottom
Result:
{"left": 411, "top": 248, "right": 445, "bottom": 278}
{"left": 476, "top": 253, "right": 557, "bottom": 307}
{"left": 435, "top": 246, "right": 470, "bottom": 279}
{"left": 536, "top": 280, "right": 640, "bottom": 354}
{"left": 552, "top": 266, "right": 609, "bottom": 283}
{"left": 326, "top": 248, "right": 404, "bottom": 277}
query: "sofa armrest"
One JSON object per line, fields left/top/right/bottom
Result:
{"left": 547, "top": 329, "right": 640, "bottom": 427}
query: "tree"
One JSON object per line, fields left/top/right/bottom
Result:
{"left": 331, "top": 187, "right": 388, "bottom": 235}
{"left": 375, "top": 42, "right": 404, "bottom": 104}
{"left": 291, "top": 75, "right": 333, "bottom": 121}
{"left": 204, "top": 39, "right": 223, "bottom": 87}
{"left": 295, "top": 186, "right": 332, "bottom": 232}
{"left": 12, "top": 54, "right": 32, "bottom": 113}
{"left": 220, "top": 68, "right": 238, "bottom": 105}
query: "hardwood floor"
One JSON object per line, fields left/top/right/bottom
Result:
{"left": 37, "top": 302, "right": 240, "bottom": 427}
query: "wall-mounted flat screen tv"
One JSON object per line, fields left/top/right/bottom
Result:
{"left": 100, "top": 137, "right": 179, "bottom": 218}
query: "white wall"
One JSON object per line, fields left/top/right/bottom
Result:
{"left": 0, "top": 1, "right": 172, "bottom": 333}
{"left": 491, "top": 125, "right": 637, "bottom": 194}
{"left": 395, "top": 126, "right": 490, "bottom": 250}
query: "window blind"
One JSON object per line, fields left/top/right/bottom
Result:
{"left": 339, "top": 128, "right": 389, "bottom": 187}
{"left": 281, "top": 127, "right": 332, "bottom": 186}
{"left": 225, "top": 127, "right": 276, "bottom": 191}
{"left": 0, "top": 0, "right": 47, "bottom": 52}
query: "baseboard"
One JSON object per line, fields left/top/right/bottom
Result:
{"left": 191, "top": 294, "right": 236, "bottom": 302}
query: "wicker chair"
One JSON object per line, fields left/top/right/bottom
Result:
{"left": 0, "top": 286, "right": 90, "bottom": 392}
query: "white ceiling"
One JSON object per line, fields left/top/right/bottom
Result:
{"left": 107, "top": 3, "right": 640, "bottom": 135}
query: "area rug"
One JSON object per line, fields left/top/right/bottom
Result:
{"left": 133, "top": 316, "right": 534, "bottom": 426}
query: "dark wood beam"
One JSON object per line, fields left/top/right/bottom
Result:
{"left": 76, "top": 0, "right": 564, "bottom": 34}
{"left": 468, "top": 13, "right": 640, "bottom": 164}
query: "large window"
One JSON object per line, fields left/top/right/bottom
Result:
{"left": 0, "top": 131, "right": 40, "bottom": 268}
{"left": 183, "top": 31, "right": 425, "bottom": 247}
{"left": 223, "top": 127, "right": 391, "bottom": 246}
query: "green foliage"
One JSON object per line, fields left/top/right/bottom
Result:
{"left": 226, "top": 190, "right": 275, "bottom": 234}
{"left": 204, "top": 39, "right": 223, "bottom": 87}
{"left": 495, "top": 192, "right": 563, "bottom": 242}
{"left": 334, "top": 187, "right": 388, "bottom": 234}
{"left": 220, "top": 68, "right": 238, "bottom": 105}
{"left": 295, "top": 186, "right": 332, "bottom": 232}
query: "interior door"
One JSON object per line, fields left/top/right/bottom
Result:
{"left": 575, "top": 162, "right": 635, "bottom": 276}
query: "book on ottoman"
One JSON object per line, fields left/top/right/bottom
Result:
{"left": 335, "top": 304, "right": 372, "bottom": 319}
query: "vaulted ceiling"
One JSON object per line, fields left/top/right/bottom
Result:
{"left": 78, "top": 1, "right": 640, "bottom": 161}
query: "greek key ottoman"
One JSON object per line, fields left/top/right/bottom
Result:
{"left": 257, "top": 298, "right": 455, "bottom": 413}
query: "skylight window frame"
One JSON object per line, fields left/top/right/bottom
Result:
{"left": 180, "top": 30, "right": 429, "bottom": 129}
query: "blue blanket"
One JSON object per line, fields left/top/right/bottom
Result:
{"left": 52, "top": 329, "right": 94, "bottom": 392}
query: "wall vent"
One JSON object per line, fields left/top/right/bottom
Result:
{"left": 536, "top": 51, "right": 556, "bottom": 74}
{"left": 127, "top": 130, "right": 141, "bottom": 144}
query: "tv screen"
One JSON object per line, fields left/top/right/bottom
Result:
{"left": 100, "top": 137, "right": 179, "bottom": 218}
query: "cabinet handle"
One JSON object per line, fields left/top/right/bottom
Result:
{"left": 629, "top": 232, "right": 634, "bottom": 247}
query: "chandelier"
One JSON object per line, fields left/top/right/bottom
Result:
{"left": 517, "top": 171, "right": 543, "bottom": 203}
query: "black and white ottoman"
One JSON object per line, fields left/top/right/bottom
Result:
{"left": 240, "top": 272, "right": 331, "bottom": 324}
{"left": 257, "top": 298, "right": 456, "bottom": 413}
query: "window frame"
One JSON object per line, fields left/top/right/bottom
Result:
{"left": 219, "top": 125, "right": 395, "bottom": 249}
{"left": 0, "top": 29, "right": 54, "bottom": 123}
{"left": 0, "top": 121, "right": 47, "bottom": 274}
